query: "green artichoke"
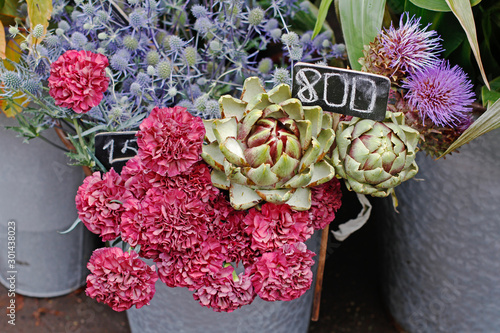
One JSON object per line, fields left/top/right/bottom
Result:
{"left": 330, "top": 111, "right": 419, "bottom": 197}
{"left": 202, "top": 77, "right": 336, "bottom": 210}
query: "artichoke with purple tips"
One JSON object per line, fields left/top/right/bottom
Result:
{"left": 202, "top": 77, "right": 336, "bottom": 210}
{"left": 330, "top": 111, "right": 419, "bottom": 197}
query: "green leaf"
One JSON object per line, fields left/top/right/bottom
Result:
{"left": 481, "top": 76, "right": 500, "bottom": 106}
{"left": 312, "top": 0, "right": 333, "bottom": 38}
{"left": 445, "top": 0, "right": 489, "bottom": 89}
{"left": 440, "top": 98, "right": 500, "bottom": 157}
{"left": 409, "top": 0, "right": 481, "bottom": 11}
{"left": 26, "top": 0, "right": 53, "bottom": 44}
{"left": 58, "top": 218, "right": 81, "bottom": 234}
{"left": 338, "top": 0, "right": 386, "bottom": 71}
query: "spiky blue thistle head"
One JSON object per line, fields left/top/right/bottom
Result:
{"left": 272, "top": 68, "right": 291, "bottom": 86}
{"left": 123, "top": 35, "right": 139, "bottom": 51}
{"left": 1, "top": 71, "right": 23, "bottom": 90}
{"left": 146, "top": 50, "right": 160, "bottom": 66}
{"left": 70, "top": 32, "right": 88, "bottom": 49}
{"left": 129, "top": 9, "right": 148, "bottom": 29}
{"left": 192, "top": 4, "right": 210, "bottom": 18}
{"left": 57, "top": 20, "right": 70, "bottom": 32}
{"left": 248, "top": 7, "right": 265, "bottom": 26}
{"left": 402, "top": 60, "right": 475, "bottom": 127}
{"left": 380, "top": 13, "right": 442, "bottom": 75}
{"left": 264, "top": 18, "right": 279, "bottom": 32}
{"left": 194, "top": 17, "right": 213, "bottom": 36}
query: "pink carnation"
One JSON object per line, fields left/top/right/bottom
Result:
{"left": 48, "top": 50, "right": 109, "bottom": 113}
{"left": 122, "top": 155, "right": 164, "bottom": 198}
{"left": 75, "top": 169, "right": 131, "bottom": 241}
{"left": 308, "top": 178, "right": 343, "bottom": 230}
{"left": 193, "top": 270, "right": 256, "bottom": 312}
{"left": 86, "top": 247, "right": 158, "bottom": 312}
{"left": 120, "top": 186, "right": 213, "bottom": 258}
{"left": 249, "top": 242, "right": 315, "bottom": 302}
{"left": 137, "top": 106, "right": 205, "bottom": 177}
{"left": 210, "top": 195, "right": 255, "bottom": 264}
{"left": 243, "top": 203, "right": 313, "bottom": 252}
{"left": 155, "top": 239, "right": 228, "bottom": 289}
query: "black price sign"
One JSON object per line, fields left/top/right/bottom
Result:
{"left": 94, "top": 131, "right": 138, "bottom": 173}
{"left": 292, "top": 62, "right": 390, "bottom": 121}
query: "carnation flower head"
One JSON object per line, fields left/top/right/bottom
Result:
{"left": 86, "top": 247, "right": 158, "bottom": 312}
{"left": 249, "top": 242, "right": 315, "bottom": 302}
{"left": 243, "top": 203, "right": 313, "bottom": 252}
{"left": 402, "top": 60, "right": 475, "bottom": 127}
{"left": 308, "top": 178, "right": 343, "bottom": 230}
{"left": 75, "top": 169, "right": 132, "bottom": 241}
{"left": 136, "top": 106, "right": 205, "bottom": 177}
{"left": 48, "top": 50, "right": 109, "bottom": 113}
{"left": 380, "top": 13, "right": 442, "bottom": 75}
{"left": 193, "top": 270, "right": 256, "bottom": 312}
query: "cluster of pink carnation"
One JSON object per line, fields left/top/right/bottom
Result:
{"left": 77, "top": 105, "right": 343, "bottom": 313}
{"left": 243, "top": 203, "right": 313, "bottom": 252}
{"left": 249, "top": 242, "right": 315, "bottom": 302}
{"left": 137, "top": 106, "right": 205, "bottom": 177}
{"left": 48, "top": 50, "right": 109, "bottom": 113}
{"left": 86, "top": 247, "right": 158, "bottom": 312}
{"left": 308, "top": 178, "right": 343, "bottom": 230}
{"left": 193, "top": 271, "right": 256, "bottom": 312}
{"left": 75, "top": 169, "right": 131, "bottom": 241}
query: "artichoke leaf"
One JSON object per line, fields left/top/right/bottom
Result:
{"left": 295, "top": 119, "right": 312, "bottom": 151}
{"left": 211, "top": 169, "right": 230, "bottom": 189}
{"left": 364, "top": 167, "right": 392, "bottom": 185}
{"left": 299, "top": 137, "right": 321, "bottom": 172}
{"left": 303, "top": 106, "right": 323, "bottom": 138}
{"left": 220, "top": 137, "right": 248, "bottom": 167}
{"left": 230, "top": 184, "right": 262, "bottom": 210}
{"left": 268, "top": 84, "right": 292, "bottom": 104}
{"left": 213, "top": 117, "right": 238, "bottom": 143}
{"left": 246, "top": 93, "right": 272, "bottom": 113}
{"left": 254, "top": 188, "right": 294, "bottom": 204}
{"left": 280, "top": 98, "right": 304, "bottom": 120}
{"left": 203, "top": 120, "right": 217, "bottom": 143}
{"left": 224, "top": 159, "right": 252, "bottom": 185}
{"left": 201, "top": 142, "right": 225, "bottom": 171}
{"left": 316, "top": 129, "right": 335, "bottom": 161}
{"left": 241, "top": 77, "right": 266, "bottom": 103}
{"left": 245, "top": 163, "right": 280, "bottom": 187}
{"left": 283, "top": 166, "right": 313, "bottom": 188}
{"left": 344, "top": 154, "right": 365, "bottom": 181}
{"left": 237, "top": 108, "right": 263, "bottom": 140}
{"left": 271, "top": 153, "right": 300, "bottom": 178}
{"left": 220, "top": 95, "right": 247, "bottom": 121}
{"left": 244, "top": 144, "right": 273, "bottom": 168}
{"left": 351, "top": 119, "right": 376, "bottom": 138}
{"left": 262, "top": 104, "right": 286, "bottom": 119}
{"left": 306, "top": 160, "right": 336, "bottom": 187}
{"left": 285, "top": 188, "right": 311, "bottom": 211}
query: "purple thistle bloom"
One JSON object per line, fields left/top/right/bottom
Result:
{"left": 381, "top": 13, "right": 442, "bottom": 75}
{"left": 403, "top": 60, "right": 476, "bottom": 127}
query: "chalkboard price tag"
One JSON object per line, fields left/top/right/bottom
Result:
{"left": 292, "top": 62, "right": 390, "bottom": 121}
{"left": 94, "top": 131, "right": 139, "bottom": 173}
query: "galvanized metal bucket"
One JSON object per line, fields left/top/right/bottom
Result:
{"left": 0, "top": 118, "right": 100, "bottom": 297}
{"left": 378, "top": 129, "right": 500, "bottom": 333}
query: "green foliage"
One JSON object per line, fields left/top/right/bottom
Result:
{"left": 409, "top": 0, "right": 481, "bottom": 11}
{"left": 338, "top": 0, "right": 386, "bottom": 70}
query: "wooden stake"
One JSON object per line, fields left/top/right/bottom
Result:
{"left": 311, "top": 224, "right": 330, "bottom": 321}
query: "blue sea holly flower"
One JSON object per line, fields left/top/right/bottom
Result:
{"left": 402, "top": 60, "right": 475, "bottom": 127}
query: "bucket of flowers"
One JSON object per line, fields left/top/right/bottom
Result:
{"left": 1, "top": 0, "right": 498, "bottom": 332}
